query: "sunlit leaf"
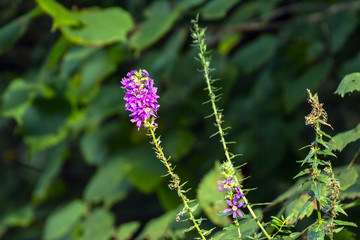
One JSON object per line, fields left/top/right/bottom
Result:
{"left": 35, "top": 0, "right": 79, "bottom": 30}
{"left": 335, "top": 73, "right": 360, "bottom": 98}
{"left": 330, "top": 123, "right": 360, "bottom": 152}
{"left": 61, "top": 7, "right": 133, "bottom": 46}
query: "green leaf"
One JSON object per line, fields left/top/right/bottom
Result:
{"left": 307, "top": 223, "right": 326, "bottom": 240}
{"left": 116, "top": 221, "right": 141, "bottom": 240}
{"left": 333, "top": 228, "right": 356, "bottom": 240}
{"left": 335, "top": 166, "right": 359, "bottom": 191}
{"left": 84, "top": 157, "right": 131, "bottom": 206}
{"left": 77, "top": 49, "right": 117, "bottom": 97}
{"left": 0, "top": 205, "right": 35, "bottom": 238}
{"left": 1, "top": 79, "right": 55, "bottom": 124}
{"left": 35, "top": 0, "right": 79, "bottom": 30}
{"left": 284, "top": 60, "right": 332, "bottom": 112}
{"left": 123, "top": 145, "right": 164, "bottom": 193}
{"left": 326, "top": 11, "right": 358, "bottom": 54}
{"left": 333, "top": 220, "right": 357, "bottom": 228}
{"left": 136, "top": 208, "right": 178, "bottom": 239}
{"left": 335, "top": 73, "right": 360, "bottom": 97}
{"left": 21, "top": 97, "right": 71, "bottom": 154}
{"left": 200, "top": 0, "right": 239, "bottom": 20}
{"left": 0, "top": 9, "right": 33, "bottom": 54}
{"left": 162, "top": 129, "right": 195, "bottom": 161}
{"left": 130, "top": 1, "right": 179, "bottom": 51}
{"left": 285, "top": 193, "right": 314, "bottom": 224}
{"left": 61, "top": 7, "right": 133, "bottom": 46}
{"left": 197, "top": 161, "right": 232, "bottom": 227}
{"left": 80, "top": 123, "right": 120, "bottom": 165}
{"left": 231, "top": 34, "right": 279, "bottom": 73}
{"left": 43, "top": 200, "right": 86, "bottom": 240}
{"left": 81, "top": 208, "right": 114, "bottom": 240}
{"left": 32, "top": 140, "right": 69, "bottom": 202}
{"left": 330, "top": 123, "right": 360, "bottom": 151}
{"left": 45, "top": 36, "right": 71, "bottom": 68}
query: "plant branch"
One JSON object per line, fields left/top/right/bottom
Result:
{"left": 148, "top": 128, "right": 207, "bottom": 240}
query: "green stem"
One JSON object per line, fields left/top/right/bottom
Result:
{"left": 314, "top": 121, "right": 322, "bottom": 223}
{"left": 193, "top": 21, "right": 271, "bottom": 240}
{"left": 148, "top": 128, "right": 206, "bottom": 240}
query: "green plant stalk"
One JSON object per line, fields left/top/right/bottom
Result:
{"left": 148, "top": 128, "right": 206, "bottom": 240}
{"left": 314, "top": 120, "right": 322, "bottom": 224}
{"left": 192, "top": 20, "right": 271, "bottom": 240}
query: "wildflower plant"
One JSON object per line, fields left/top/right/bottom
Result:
{"left": 121, "top": 69, "right": 210, "bottom": 239}
{"left": 294, "top": 90, "right": 357, "bottom": 239}
{"left": 191, "top": 16, "right": 273, "bottom": 239}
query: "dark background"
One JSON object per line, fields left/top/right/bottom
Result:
{"left": 1, "top": 0, "right": 360, "bottom": 239}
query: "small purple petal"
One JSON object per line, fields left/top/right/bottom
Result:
{"left": 237, "top": 210, "right": 243, "bottom": 218}
{"left": 223, "top": 208, "right": 232, "bottom": 213}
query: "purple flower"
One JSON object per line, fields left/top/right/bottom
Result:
{"left": 223, "top": 196, "right": 245, "bottom": 219}
{"left": 235, "top": 186, "right": 243, "bottom": 199}
{"left": 217, "top": 176, "right": 235, "bottom": 192}
{"left": 121, "top": 69, "right": 160, "bottom": 130}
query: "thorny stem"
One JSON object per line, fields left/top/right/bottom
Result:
{"left": 192, "top": 18, "right": 271, "bottom": 240}
{"left": 148, "top": 127, "right": 206, "bottom": 240}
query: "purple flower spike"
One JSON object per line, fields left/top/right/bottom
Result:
{"left": 223, "top": 196, "right": 245, "bottom": 219}
{"left": 217, "top": 176, "right": 235, "bottom": 192}
{"left": 121, "top": 69, "right": 160, "bottom": 130}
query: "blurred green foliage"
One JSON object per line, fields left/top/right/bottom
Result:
{"left": 1, "top": 0, "right": 360, "bottom": 239}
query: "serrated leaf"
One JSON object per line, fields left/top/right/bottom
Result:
{"left": 61, "top": 7, "right": 133, "bottom": 46}
{"left": 116, "top": 221, "right": 140, "bottom": 240}
{"left": 335, "top": 73, "right": 360, "bottom": 97}
{"left": 307, "top": 223, "right": 326, "bottom": 240}
{"left": 285, "top": 193, "right": 314, "bottom": 224}
{"left": 43, "top": 200, "right": 86, "bottom": 240}
{"left": 81, "top": 208, "right": 114, "bottom": 240}
{"left": 130, "top": 1, "right": 179, "bottom": 51}
{"left": 330, "top": 123, "right": 360, "bottom": 151}
{"left": 335, "top": 166, "right": 359, "bottom": 191}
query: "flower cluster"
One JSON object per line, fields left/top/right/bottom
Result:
{"left": 121, "top": 69, "right": 160, "bottom": 130}
{"left": 218, "top": 176, "right": 245, "bottom": 219}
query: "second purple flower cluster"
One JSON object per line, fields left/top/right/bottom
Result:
{"left": 218, "top": 176, "right": 245, "bottom": 219}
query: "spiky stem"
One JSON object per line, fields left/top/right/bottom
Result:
{"left": 191, "top": 17, "right": 271, "bottom": 240}
{"left": 148, "top": 127, "right": 206, "bottom": 240}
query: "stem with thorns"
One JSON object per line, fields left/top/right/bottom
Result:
{"left": 148, "top": 127, "right": 206, "bottom": 240}
{"left": 191, "top": 17, "right": 271, "bottom": 240}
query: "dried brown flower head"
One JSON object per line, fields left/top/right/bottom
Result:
{"left": 305, "top": 89, "right": 329, "bottom": 127}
